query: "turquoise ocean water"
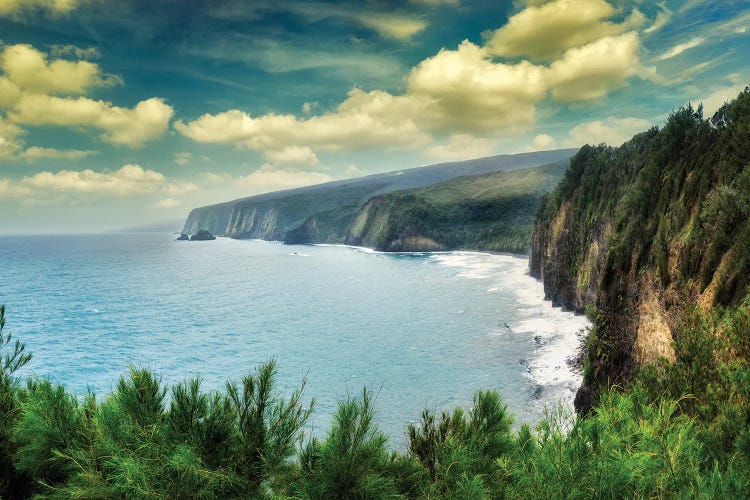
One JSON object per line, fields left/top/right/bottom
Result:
{"left": 0, "top": 233, "right": 588, "bottom": 446}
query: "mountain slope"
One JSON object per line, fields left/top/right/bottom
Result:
{"left": 182, "top": 149, "right": 577, "bottom": 239}
{"left": 530, "top": 88, "right": 750, "bottom": 412}
{"left": 341, "top": 160, "right": 568, "bottom": 253}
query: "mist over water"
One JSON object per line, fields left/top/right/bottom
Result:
{"left": 0, "top": 233, "right": 588, "bottom": 446}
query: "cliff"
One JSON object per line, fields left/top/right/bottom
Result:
{"left": 182, "top": 149, "right": 577, "bottom": 239}
{"left": 530, "top": 88, "right": 750, "bottom": 413}
{"left": 346, "top": 160, "right": 569, "bottom": 253}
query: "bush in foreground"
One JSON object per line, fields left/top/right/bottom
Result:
{"left": 1, "top": 304, "right": 749, "bottom": 498}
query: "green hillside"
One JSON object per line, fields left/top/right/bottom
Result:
{"left": 344, "top": 160, "right": 568, "bottom": 253}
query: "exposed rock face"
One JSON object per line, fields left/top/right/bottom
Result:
{"left": 531, "top": 92, "right": 750, "bottom": 414}
{"left": 190, "top": 230, "right": 216, "bottom": 241}
{"left": 176, "top": 233, "right": 189, "bottom": 241}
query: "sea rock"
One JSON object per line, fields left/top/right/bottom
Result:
{"left": 190, "top": 230, "right": 216, "bottom": 241}
{"left": 176, "top": 233, "right": 189, "bottom": 241}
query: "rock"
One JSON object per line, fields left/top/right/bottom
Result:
{"left": 176, "top": 233, "right": 189, "bottom": 241}
{"left": 190, "top": 229, "right": 216, "bottom": 241}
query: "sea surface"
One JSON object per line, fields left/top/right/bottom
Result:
{"left": 0, "top": 233, "right": 589, "bottom": 446}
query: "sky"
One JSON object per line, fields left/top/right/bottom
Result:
{"left": 0, "top": 0, "right": 748, "bottom": 233}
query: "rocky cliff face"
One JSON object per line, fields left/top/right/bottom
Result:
{"left": 531, "top": 89, "right": 750, "bottom": 413}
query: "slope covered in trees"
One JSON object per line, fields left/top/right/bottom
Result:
{"left": 531, "top": 88, "right": 750, "bottom": 412}
{"left": 342, "top": 160, "right": 568, "bottom": 253}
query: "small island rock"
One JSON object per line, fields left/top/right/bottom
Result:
{"left": 190, "top": 230, "right": 216, "bottom": 241}
{"left": 176, "top": 233, "right": 190, "bottom": 241}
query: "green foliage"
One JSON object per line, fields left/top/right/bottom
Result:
{"left": 2, "top": 303, "right": 750, "bottom": 498}
{"left": 347, "top": 160, "right": 569, "bottom": 254}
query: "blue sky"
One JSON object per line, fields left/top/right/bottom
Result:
{"left": 0, "top": 0, "right": 748, "bottom": 233}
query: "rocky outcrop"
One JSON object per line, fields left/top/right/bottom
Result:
{"left": 176, "top": 233, "right": 189, "bottom": 241}
{"left": 531, "top": 90, "right": 750, "bottom": 413}
{"left": 190, "top": 230, "right": 216, "bottom": 241}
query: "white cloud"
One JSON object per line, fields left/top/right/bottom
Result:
{"left": 548, "top": 32, "right": 647, "bottom": 102}
{"left": 485, "top": 0, "right": 645, "bottom": 61}
{"left": 654, "top": 37, "right": 705, "bottom": 62}
{"left": 0, "top": 164, "right": 167, "bottom": 204}
{"left": 425, "top": 133, "right": 494, "bottom": 160}
{"left": 0, "top": 116, "right": 23, "bottom": 157}
{"left": 0, "top": 0, "right": 85, "bottom": 16}
{"left": 235, "top": 166, "right": 333, "bottom": 193}
{"left": 564, "top": 117, "right": 652, "bottom": 147}
{"left": 0, "top": 44, "right": 173, "bottom": 148}
{"left": 177, "top": 6, "right": 653, "bottom": 157}
{"left": 0, "top": 44, "right": 119, "bottom": 97}
{"left": 163, "top": 181, "right": 198, "bottom": 196}
{"left": 175, "top": 89, "right": 431, "bottom": 152}
{"left": 697, "top": 84, "right": 747, "bottom": 116}
{"left": 406, "top": 40, "right": 547, "bottom": 132}
{"left": 11, "top": 95, "right": 174, "bottom": 147}
{"left": 533, "top": 133, "right": 556, "bottom": 150}
{"left": 154, "top": 198, "right": 181, "bottom": 209}
{"left": 18, "top": 146, "right": 96, "bottom": 162}
{"left": 263, "top": 146, "right": 319, "bottom": 166}
{"left": 356, "top": 14, "right": 426, "bottom": 40}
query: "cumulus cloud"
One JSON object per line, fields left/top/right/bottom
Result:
{"left": 0, "top": 44, "right": 118, "bottom": 96}
{"left": 175, "top": 88, "right": 431, "bottom": 152}
{"left": 0, "top": 44, "right": 173, "bottom": 148}
{"left": 548, "top": 32, "right": 647, "bottom": 102}
{"left": 485, "top": 0, "right": 644, "bottom": 61}
{"left": 10, "top": 95, "right": 174, "bottom": 147}
{"left": 533, "top": 134, "right": 556, "bottom": 150}
{"left": 424, "top": 133, "right": 495, "bottom": 161}
{"left": 406, "top": 40, "right": 547, "bottom": 132}
{"left": 0, "top": 116, "right": 23, "bottom": 157}
{"left": 177, "top": 2, "right": 654, "bottom": 157}
{"left": 0, "top": 0, "right": 85, "bottom": 16}
{"left": 154, "top": 198, "right": 180, "bottom": 209}
{"left": 564, "top": 117, "right": 652, "bottom": 147}
{"left": 262, "top": 146, "right": 319, "bottom": 166}
{"left": 163, "top": 180, "right": 198, "bottom": 196}
{"left": 0, "top": 164, "right": 168, "bottom": 204}
{"left": 18, "top": 146, "right": 96, "bottom": 162}
{"left": 235, "top": 166, "right": 333, "bottom": 193}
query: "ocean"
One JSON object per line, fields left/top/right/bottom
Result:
{"left": 0, "top": 233, "right": 589, "bottom": 447}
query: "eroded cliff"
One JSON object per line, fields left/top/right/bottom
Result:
{"left": 531, "top": 89, "right": 750, "bottom": 413}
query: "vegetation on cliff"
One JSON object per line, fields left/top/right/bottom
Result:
{"left": 344, "top": 160, "right": 568, "bottom": 254}
{"left": 2, "top": 304, "right": 749, "bottom": 498}
{"left": 182, "top": 150, "right": 577, "bottom": 243}
{"left": 531, "top": 88, "right": 750, "bottom": 412}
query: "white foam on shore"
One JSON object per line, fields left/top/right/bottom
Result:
{"left": 431, "top": 251, "right": 590, "bottom": 406}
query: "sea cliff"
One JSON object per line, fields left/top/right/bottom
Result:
{"left": 530, "top": 89, "right": 750, "bottom": 412}
{"left": 182, "top": 150, "right": 576, "bottom": 242}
